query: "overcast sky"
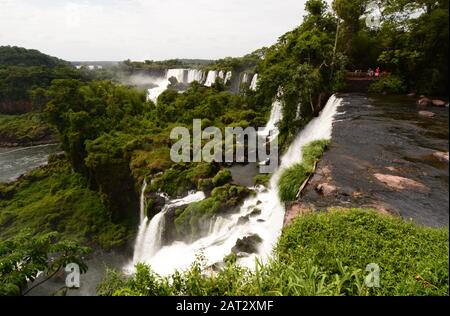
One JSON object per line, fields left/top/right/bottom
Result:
{"left": 0, "top": 0, "right": 315, "bottom": 61}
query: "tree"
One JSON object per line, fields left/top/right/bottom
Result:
{"left": 0, "top": 230, "right": 89, "bottom": 296}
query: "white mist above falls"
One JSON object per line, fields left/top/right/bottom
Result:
{"left": 127, "top": 95, "right": 342, "bottom": 276}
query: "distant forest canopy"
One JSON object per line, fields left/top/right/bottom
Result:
{"left": 0, "top": 46, "right": 83, "bottom": 114}
{"left": 0, "top": 46, "right": 69, "bottom": 68}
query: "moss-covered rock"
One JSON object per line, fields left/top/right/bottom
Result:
{"left": 172, "top": 184, "right": 252, "bottom": 240}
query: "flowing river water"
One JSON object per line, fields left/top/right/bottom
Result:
{"left": 0, "top": 144, "right": 60, "bottom": 183}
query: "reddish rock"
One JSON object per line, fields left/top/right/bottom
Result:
{"left": 432, "top": 151, "right": 449, "bottom": 163}
{"left": 407, "top": 92, "right": 416, "bottom": 97}
{"left": 284, "top": 202, "right": 311, "bottom": 226}
{"left": 431, "top": 99, "right": 446, "bottom": 107}
{"left": 316, "top": 183, "right": 337, "bottom": 196}
{"left": 374, "top": 173, "right": 429, "bottom": 192}
{"left": 417, "top": 97, "right": 432, "bottom": 107}
{"left": 418, "top": 110, "right": 435, "bottom": 118}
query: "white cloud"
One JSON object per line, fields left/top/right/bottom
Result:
{"left": 0, "top": 0, "right": 310, "bottom": 61}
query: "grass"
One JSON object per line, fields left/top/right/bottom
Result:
{"left": 97, "top": 209, "right": 449, "bottom": 296}
{"left": 0, "top": 157, "right": 129, "bottom": 249}
{"left": 278, "top": 139, "right": 330, "bottom": 202}
{"left": 0, "top": 112, "right": 56, "bottom": 145}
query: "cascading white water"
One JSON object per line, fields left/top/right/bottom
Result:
{"left": 249, "top": 74, "right": 258, "bottom": 91}
{"left": 147, "top": 69, "right": 207, "bottom": 102}
{"left": 187, "top": 69, "right": 204, "bottom": 83}
{"left": 128, "top": 95, "right": 341, "bottom": 276}
{"left": 204, "top": 70, "right": 218, "bottom": 87}
{"left": 241, "top": 73, "right": 249, "bottom": 84}
{"left": 139, "top": 180, "right": 147, "bottom": 222}
{"left": 224, "top": 71, "right": 232, "bottom": 85}
{"left": 128, "top": 191, "right": 206, "bottom": 271}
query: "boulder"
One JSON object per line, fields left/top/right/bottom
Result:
{"left": 407, "top": 92, "right": 416, "bottom": 97}
{"left": 231, "top": 234, "right": 262, "bottom": 254}
{"left": 417, "top": 97, "right": 432, "bottom": 107}
{"left": 418, "top": 110, "right": 435, "bottom": 118}
{"left": 249, "top": 208, "right": 262, "bottom": 217}
{"left": 373, "top": 173, "right": 429, "bottom": 193}
{"left": 432, "top": 151, "right": 449, "bottom": 163}
{"left": 431, "top": 99, "right": 446, "bottom": 107}
{"left": 316, "top": 183, "right": 337, "bottom": 196}
{"left": 237, "top": 215, "right": 250, "bottom": 225}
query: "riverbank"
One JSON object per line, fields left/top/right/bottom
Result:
{"left": 285, "top": 93, "right": 449, "bottom": 227}
{"left": 0, "top": 112, "right": 57, "bottom": 147}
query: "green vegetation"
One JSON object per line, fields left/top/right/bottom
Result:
{"left": 0, "top": 157, "right": 128, "bottom": 249}
{"left": 174, "top": 184, "right": 251, "bottom": 239}
{"left": 278, "top": 139, "right": 330, "bottom": 202}
{"left": 0, "top": 230, "right": 89, "bottom": 296}
{"left": 98, "top": 209, "right": 448, "bottom": 296}
{"left": 0, "top": 112, "right": 56, "bottom": 145}
{"left": 0, "top": 46, "right": 83, "bottom": 114}
{"left": 333, "top": 0, "right": 448, "bottom": 95}
{"left": 253, "top": 174, "right": 271, "bottom": 186}
{"left": 369, "top": 75, "right": 407, "bottom": 94}
{"left": 0, "top": 46, "right": 68, "bottom": 68}
{"left": 252, "top": 0, "right": 343, "bottom": 148}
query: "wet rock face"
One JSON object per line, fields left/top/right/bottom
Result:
{"left": 231, "top": 234, "right": 263, "bottom": 254}
{"left": 145, "top": 192, "right": 166, "bottom": 219}
{"left": 288, "top": 94, "right": 449, "bottom": 227}
{"left": 249, "top": 208, "right": 262, "bottom": 217}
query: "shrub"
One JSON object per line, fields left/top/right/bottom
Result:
{"left": 369, "top": 75, "right": 406, "bottom": 94}
{"left": 212, "top": 169, "right": 232, "bottom": 187}
{"left": 278, "top": 139, "right": 330, "bottom": 202}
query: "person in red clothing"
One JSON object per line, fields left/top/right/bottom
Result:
{"left": 375, "top": 67, "right": 380, "bottom": 77}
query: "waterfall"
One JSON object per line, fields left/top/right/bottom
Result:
{"left": 187, "top": 69, "right": 204, "bottom": 83}
{"left": 127, "top": 95, "right": 341, "bottom": 276}
{"left": 147, "top": 69, "right": 207, "bottom": 102}
{"left": 128, "top": 191, "right": 206, "bottom": 271}
{"left": 241, "top": 72, "right": 248, "bottom": 84}
{"left": 249, "top": 74, "right": 258, "bottom": 91}
{"left": 224, "top": 71, "right": 232, "bottom": 85}
{"left": 204, "top": 70, "right": 218, "bottom": 87}
{"left": 139, "top": 180, "right": 147, "bottom": 222}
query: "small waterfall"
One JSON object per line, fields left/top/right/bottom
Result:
{"left": 204, "top": 70, "right": 218, "bottom": 87}
{"left": 129, "top": 191, "right": 206, "bottom": 271}
{"left": 249, "top": 74, "right": 258, "bottom": 91}
{"left": 224, "top": 71, "right": 232, "bottom": 85}
{"left": 139, "top": 180, "right": 147, "bottom": 222}
{"left": 242, "top": 73, "right": 249, "bottom": 84}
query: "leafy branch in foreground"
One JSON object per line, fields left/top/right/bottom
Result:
{"left": 0, "top": 230, "right": 90, "bottom": 296}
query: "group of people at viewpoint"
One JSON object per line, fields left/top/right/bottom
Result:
{"left": 367, "top": 67, "right": 381, "bottom": 77}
